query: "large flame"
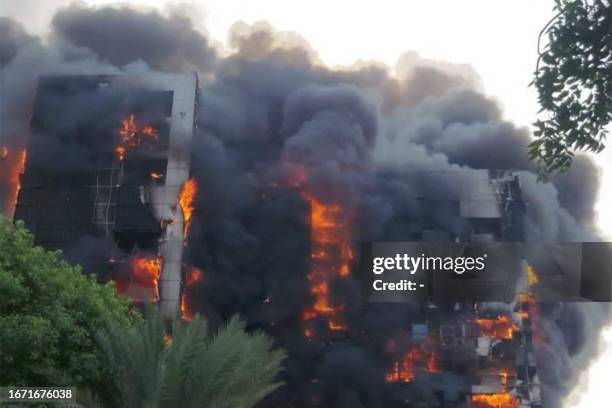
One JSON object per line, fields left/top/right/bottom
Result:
{"left": 118, "top": 255, "right": 162, "bottom": 302}
{"left": 471, "top": 393, "right": 519, "bottom": 408}
{"left": 180, "top": 266, "right": 203, "bottom": 321}
{"left": 519, "top": 266, "right": 544, "bottom": 344}
{"left": 2, "top": 148, "right": 27, "bottom": 217}
{"left": 467, "top": 267, "right": 540, "bottom": 406}
{"left": 178, "top": 178, "right": 200, "bottom": 320}
{"left": 473, "top": 315, "right": 519, "bottom": 339}
{"left": 179, "top": 177, "right": 197, "bottom": 240}
{"left": 301, "top": 195, "right": 353, "bottom": 337}
{"left": 115, "top": 114, "right": 159, "bottom": 160}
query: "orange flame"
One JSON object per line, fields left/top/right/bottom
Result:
{"left": 150, "top": 172, "right": 163, "bottom": 180}
{"left": 386, "top": 354, "right": 414, "bottom": 383}
{"left": 121, "top": 114, "right": 138, "bottom": 139}
{"left": 386, "top": 344, "right": 439, "bottom": 383}
{"left": 471, "top": 393, "right": 519, "bottom": 408}
{"left": 2, "top": 148, "right": 27, "bottom": 217}
{"left": 179, "top": 177, "right": 197, "bottom": 240}
{"left": 115, "top": 115, "right": 158, "bottom": 160}
{"left": 527, "top": 265, "right": 539, "bottom": 285}
{"left": 286, "top": 167, "right": 353, "bottom": 337}
{"left": 519, "top": 266, "right": 544, "bottom": 344}
{"left": 301, "top": 195, "right": 353, "bottom": 337}
{"left": 115, "top": 146, "right": 126, "bottom": 161}
{"left": 129, "top": 255, "right": 162, "bottom": 302}
{"left": 473, "top": 315, "right": 518, "bottom": 339}
{"left": 15, "top": 149, "right": 27, "bottom": 200}
{"left": 427, "top": 350, "right": 440, "bottom": 373}
{"left": 181, "top": 266, "right": 202, "bottom": 321}
{"left": 141, "top": 125, "right": 158, "bottom": 138}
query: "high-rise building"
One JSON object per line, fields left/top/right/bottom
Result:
{"left": 14, "top": 73, "right": 198, "bottom": 319}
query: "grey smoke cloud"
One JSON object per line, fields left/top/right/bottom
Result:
{"left": 0, "top": 17, "right": 36, "bottom": 66}
{"left": 51, "top": 4, "right": 217, "bottom": 72}
{"left": 0, "top": 5, "right": 609, "bottom": 407}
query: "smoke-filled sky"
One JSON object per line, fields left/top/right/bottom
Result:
{"left": 3, "top": 0, "right": 611, "bottom": 239}
{"left": 1, "top": 1, "right": 611, "bottom": 406}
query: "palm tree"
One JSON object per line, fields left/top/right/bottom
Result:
{"left": 92, "top": 305, "right": 286, "bottom": 408}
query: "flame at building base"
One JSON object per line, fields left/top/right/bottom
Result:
{"left": 471, "top": 393, "right": 519, "bottom": 408}
{"left": 386, "top": 342, "right": 440, "bottom": 383}
{"left": 114, "top": 255, "right": 162, "bottom": 303}
{"left": 1, "top": 147, "right": 27, "bottom": 217}
{"left": 181, "top": 266, "right": 203, "bottom": 321}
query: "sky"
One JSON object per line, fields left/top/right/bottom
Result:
{"left": 2, "top": 1, "right": 611, "bottom": 405}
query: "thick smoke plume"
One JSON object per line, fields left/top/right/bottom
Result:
{"left": 0, "top": 4, "right": 609, "bottom": 407}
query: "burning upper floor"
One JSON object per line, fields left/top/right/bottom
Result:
{"left": 382, "top": 264, "right": 542, "bottom": 407}
{"left": 4, "top": 71, "right": 568, "bottom": 408}
{"left": 2, "top": 9, "right": 607, "bottom": 406}
{"left": 12, "top": 73, "right": 199, "bottom": 320}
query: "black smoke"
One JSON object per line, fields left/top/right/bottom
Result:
{"left": 0, "top": 4, "right": 609, "bottom": 407}
{"left": 51, "top": 5, "right": 217, "bottom": 73}
{"left": 0, "top": 17, "right": 36, "bottom": 66}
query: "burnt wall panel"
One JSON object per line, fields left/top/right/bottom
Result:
{"left": 14, "top": 74, "right": 196, "bottom": 282}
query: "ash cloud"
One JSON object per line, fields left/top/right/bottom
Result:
{"left": 0, "top": 17, "right": 36, "bottom": 66}
{"left": 0, "top": 5, "right": 609, "bottom": 408}
{"left": 51, "top": 4, "right": 217, "bottom": 72}
{"left": 191, "top": 25, "right": 607, "bottom": 406}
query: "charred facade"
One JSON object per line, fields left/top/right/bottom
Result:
{"left": 12, "top": 76, "right": 544, "bottom": 407}
{"left": 254, "top": 171, "right": 541, "bottom": 408}
{"left": 13, "top": 73, "right": 198, "bottom": 319}
{"left": 3, "top": 10, "right": 608, "bottom": 404}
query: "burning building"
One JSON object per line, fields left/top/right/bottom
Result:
{"left": 4, "top": 74, "right": 576, "bottom": 408}
{"left": 12, "top": 73, "right": 198, "bottom": 319}
{"left": 10, "top": 72, "right": 544, "bottom": 407}
{"left": 374, "top": 172, "right": 542, "bottom": 408}
{"left": 2, "top": 7, "right": 609, "bottom": 406}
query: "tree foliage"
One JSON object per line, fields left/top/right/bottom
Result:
{"left": 0, "top": 216, "right": 136, "bottom": 390}
{"left": 530, "top": 0, "right": 611, "bottom": 175}
{"left": 95, "top": 305, "right": 286, "bottom": 408}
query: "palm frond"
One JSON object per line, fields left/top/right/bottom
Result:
{"left": 95, "top": 303, "right": 167, "bottom": 408}
{"left": 158, "top": 315, "right": 207, "bottom": 407}
{"left": 93, "top": 307, "right": 285, "bottom": 408}
{"left": 188, "top": 316, "right": 286, "bottom": 408}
